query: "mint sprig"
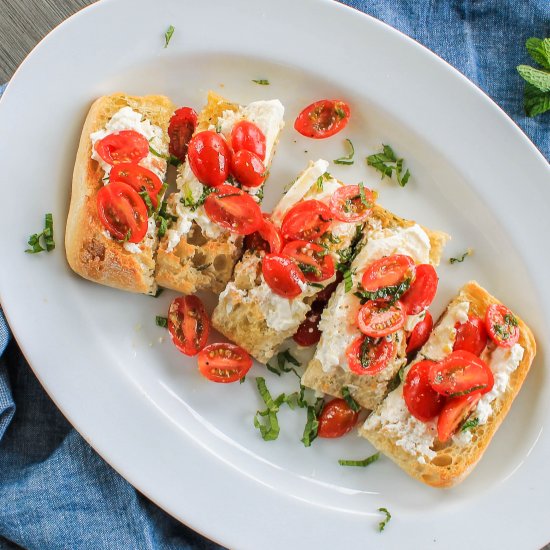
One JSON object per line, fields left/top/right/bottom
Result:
{"left": 517, "top": 37, "right": 550, "bottom": 117}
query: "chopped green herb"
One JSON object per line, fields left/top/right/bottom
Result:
{"left": 449, "top": 385, "right": 486, "bottom": 398}
{"left": 252, "top": 79, "right": 270, "bottom": 85}
{"left": 164, "top": 25, "right": 175, "bottom": 48}
{"left": 240, "top": 376, "right": 246, "bottom": 384}
{"left": 341, "top": 386, "right": 360, "bottom": 412}
{"left": 156, "top": 316, "right": 168, "bottom": 328}
{"left": 342, "top": 268, "right": 354, "bottom": 293}
{"left": 266, "top": 350, "right": 301, "bottom": 377}
{"left": 322, "top": 232, "right": 341, "bottom": 245}
{"left": 149, "top": 143, "right": 180, "bottom": 166}
{"left": 139, "top": 189, "right": 154, "bottom": 216}
{"left": 517, "top": 38, "right": 550, "bottom": 117}
{"left": 25, "top": 213, "right": 55, "bottom": 254}
{"left": 378, "top": 507, "right": 391, "bottom": 532}
{"left": 333, "top": 138, "right": 355, "bottom": 165}
{"left": 461, "top": 417, "right": 479, "bottom": 432}
{"left": 308, "top": 282, "right": 325, "bottom": 289}
{"left": 367, "top": 144, "right": 411, "bottom": 187}
{"left": 335, "top": 107, "right": 346, "bottom": 119}
{"left": 253, "top": 377, "right": 281, "bottom": 441}
{"left": 298, "top": 263, "right": 321, "bottom": 276}
{"left": 504, "top": 313, "right": 519, "bottom": 327}
{"left": 301, "top": 401, "right": 321, "bottom": 447}
{"left": 358, "top": 181, "right": 371, "bottom": 208}
{"left": 336, "top": 224, "right": 364, "bottom": 269}
{"left": 449, "top": 248, "right": 472, "bottom": 264}
{"left": 354, "top": 279, "right": 411, "bottom": 305}
{"left": 338, "top": 452, "right": 380, "bottom": 467}
{"left": 180, "top": 185, "right": 214, "bottom": 211}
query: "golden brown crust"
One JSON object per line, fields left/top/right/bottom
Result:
{"left": 65, "top": 93, "right": 175, "bottom": 294}
{"left": 359, "top": 281, "right": 536, "bottom": 488}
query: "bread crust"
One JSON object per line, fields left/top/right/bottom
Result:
{"left": 65, "top": 93, "right": 175, "bottom": 294}
{"left": 359, "top": 281, "right": 536, "bottom": 488}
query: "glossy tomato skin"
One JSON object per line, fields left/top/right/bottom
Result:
{"left": 203, "top": 185, "right": 263, "bottom": 235}
{"left": 294, "top": 99, "right": 350, "bottom": 139}
{"left": 318, "top": 399, "right": 359, "bottom": 438}
{"left": 437, "top": 391, "right": 482, "bottom": 442}
{"left": 454, "top": 315, "right": 488, "bottom": 356}
{"left": 230, "top": 150, "right": 266, "bottom": 188}
{"left": 197, "top": 343, "right": 253, "bottom": 383}
{"left": 293, "top": 304, "right": 323, "bottom": 347}
{"left": 167, "top": 296, "right": 210, "bottom": 356}
{"left": 282, "top": 240, "right": 335, "bottom": 282}
{"left": 95, "top": 130, "right": 149, "bottom": 165}
{"left": 346, "top": 335, "right": 395, "bottom": 376}
{"left": 485, "top": 304, "right": 520, "bottom": 348}
{"left": 400, "top": 264, "right": 438, "bottom": 315}
{"left": 244, "top": 215, "right": 284, "bottom": 254}
{"left": 187, "top": 130, "right": 231, "bottom": 187}
{"left": 361, "top": 255, "right": 416, "bottom": 292}
{"left": 109, "top": 163, "right": 162, "bottom": 209}
{"left": 329, "top": 185, "right": 374, "bottom": 223}
{"left": 96, "top": 181, "right": 148, "bottom": 243}
{"left": 168, "top": 106, "right": 198, "bottom": 162}
{"left": 262, "top": 254, "right": 306, "bottom": 299}
{"left": 428, "top": 350, "right": 494, "bottom": 397}
{"left": 231, "top": 120, "right": 266, "bottom": 159}
{"left": 281, "top": 200, "right": 332, "bottom": 242}
{"left": 357, "top": 300, "right": 406, "bottom": 338}
{"left": 406, "top": 311, "right": 433, "bottom": 354}
{"left": 403, "top": 360, "right": 445, "bottom": 422}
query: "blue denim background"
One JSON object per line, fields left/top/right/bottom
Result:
{"left": 0, "top": 1, "right": 549, "bottom": 548}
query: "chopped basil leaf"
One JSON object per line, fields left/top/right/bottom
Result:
{"left": 367, "top": 144, "right": 411, "bottom": 187}
{"left": 354, "top": 279, "right": 411, "bottom": 305}
{"left": 337, "top": 223, "right": 364, "bottom": 268}
{"left": 358, "top": 181, "right": 371, "bottom": 208}
{"left": 139, "top": 189, "right": 154, "bottom": 216}
{"left": 149, "top": 144, "right": 180, "bottom": 166}
{"left": 239, "top": 375, "right": 246, "bottom": 384}
{"left": 504, "top": 313, "right": 519, "bottom": 327}
{"left": 308, "top": 282, "right": 324, "bottom": 289}
{"left": 254, "top": 377, "right": 280, "bottom": 441}
{"left": 461, "top": 417, "right": 479, "bottom": 432}
{"left": 341, "top": 386, "right": 360, "bottom": 412}
{"left": 334, "top": 138, "right": 355, "bottom": 165}
{"left": 252, "top": 79, "right": 270, "bottom": 85}
{"left": 449, "top": 248, "right": 472, "bottom": 264}
{"left": 338, "top": 452, "right": 380, "bottom": 467}
{"left": 335, "top": 107, "right": 347, "bottom": 119}
{"left": 322, "top": 232, "right": 341, "bottom": 245}
{"left": 298, "top": 263, "right": 321, "bottom": 276}
{"left": 180, "top": 185, "right": 214, "bottom": 211}
{"left": 25, "top": 213, "right": 55, "bottom": 254}
{"left": 301, "top": 401, "right": 321, "bottom": 447}
{"left": 448, "top": 384, "right": 486, "bottom": 398}
{"left": 164, "top": 25, "right": 175, "bottom": 48}
{"left": 155, "top": 316, "right": 168, "bottom": 328}
{"left": 378, "top": 507, "right": 391, "bottom": 532}
{"left": 267, "top": 350, "right": 301, "bottom": 377}
{"left": 342, "top": 268, "right": 354, "bottom": 293}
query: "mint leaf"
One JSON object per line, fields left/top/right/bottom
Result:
{"left": 524, "top": 83, "right": 550, "bottom": 117}
{"left": 517, "top": 65, "right": 550, "bottom": 92}
{"left": 526, "top": 37, "right": 550, "bottom": 69}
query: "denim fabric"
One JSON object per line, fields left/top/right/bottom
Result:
{"left": 0, "top": 2, "right": 549, "bottom": 548}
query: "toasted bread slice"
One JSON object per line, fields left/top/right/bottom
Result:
{"left": 65, "top": 93, "right": 175, "bottom": 295}
{"left": 359, "top": 281, "right": 536, "bottom": 487}
{"left": 301, "top": 205, "right": 448, "bottom": 410}
{"left": 155, "top": 91, "right": 285, "bottom": 294}
{"left": 211, "top": 160, "right": 367, "bottom": 363}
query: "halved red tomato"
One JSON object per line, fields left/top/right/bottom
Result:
{"left": 405, "top": 311, "right": 433, "bottom": 354}
{"left": 318, "top": 398, "right": 359, "bottom": 438}
{"left": 168, "top": 106, "right": 198, "bottom": 162}
{"left": 110, "top": 163, "right": 162, "bottom": 209}
{"left": 346, "top": 335, "right": 395, "bottom": 376}
{"left": 294, "top": 99, "right": 350, "bottom": 139}
{"left": 231, "top": 120, "right": 266, "bottom": 160}
{"left": 329, "top": 184, "right": 374, "bottom": 223}
{"left": 96, "top": 181, "right": 148, "bottom": 243}
{"left": 197, "top": 343, "right": 253, "bottom": 383}
{"left": 437, "top": 391, "right": 482, "bottom": 442}
{"left": 400, "top": 264, "right": 438, "bottom": 315}
{"left": 282, "top": 240, "right": 335, "bottom": 282}
{"left": 293, "top": 304, "right": 323, "bottom": 347}
{"left": 167, "top": 296, "right": 210, "bottom": 356}
{"left": 403, "top": 360, "right": 445, "bottom": 422}
{"left": 454, "top": 315, "right": 488, "bottom": 356}
{"left": 244, "top": 215, "right": 284, "bottom": 254}
{"left": 281, "top": 200, "right": 332, "bottom": 242}
{"left": 485, "top": 304, "right": 520, "bottom": 348}
{"left": 230, "top": 150, "right": 266, "bottom": 188}
{"left": 361, "top": 255, "right": 416, "bottom": 292}
{"left": 357, "top": 300, "right": 406, "bottom": 338}
{"left": 95, "top": 130, "right": 149, "bottom": 165}
{"left": 428, "top": 350, "right": 494, "bottom": 397}
{"left": 203, "top": 185, "right": 263, "bottom": 235}
{"left": 187, "top": 130, "right": 231, "bottom": 187}
{"left": 262, "top": 254, "right": 306, "bottom": 299}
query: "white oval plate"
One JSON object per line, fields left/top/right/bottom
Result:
{"left": 1, "top": 0, "right": 549, "bottom": 548}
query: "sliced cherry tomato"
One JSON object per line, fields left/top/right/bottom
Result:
{"left": 346, "top": 335, "right": 395, "bottom": 376}
{"left": 428, "top": 350, "right": 494, "bottom": 397}
{"left": 400, "top": 264, "right": 438, "bottom": 315}
{"left": 110, "top": 163, "right": 162, "bottom": 209}
{"left": 203, "top": 184, "right": 263, "bottom": 235}
{"left": 293, "top": 304, "right": 323, "bottom": 347}
{"left": 231, "top": 120, "right": 267, "bottom": 160}
{"left": 187, "top": 130, "right": 231, "bottom": 187}
{"left": 485, "top": 304, "right": 520, "bottom": 348}
{"left": 403, "top": 360, "right": 445, "bottom": 422}
{"left": 318, "top": 398, "right": 359, "bottom": 438}
{"left": 294, "top": 99, "right": 350, "bottom": 139}
{"left": 96, "top": 181, "right": 148, "bottom": 243}
{"left": 406, "top": 311, "right": 433, "bottom": 354}
{"left": 361, "top": 255, "right": 416, "bottom": 292}
{"left": 282, "top": 240, "right": 335, "bottom": 282}
{"left": 95, "top": 130, "right": 149, "bottom": 165}
{"left": 281, "top": 200, "right": 332, "bottom": 242}
{"left": 437, "top": 392, "right": 482, "bottom": 442}
{"left": 454, "top": 315, "right": 488, "bottom": 356}
{"left": 167, "top": 296, "right": 210, "bottom": 356}
{"left": 329, "top": 184, "right": 375, "bottom": 223}
{"left": 168, "top": 106, "right": 198, "bottom": 162}
{"left": 357, "top": 300, "right": 406, "bottom": 338}
{"left": 244, "top": 215, "right": 284, "bottom": 254}
{"left": 262, "top": 254, "right": 306, "bottom": 299}
{"left": 197, "top": 343, "right": 253, "bottom": 383}
{"left": 230, "top": 150, "right": 266, "bottom": 188}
